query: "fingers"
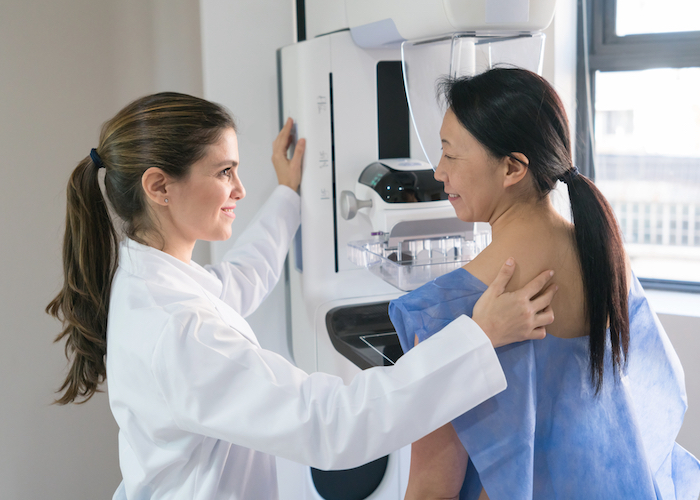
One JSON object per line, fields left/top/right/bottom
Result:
{"left": 271, "top": 118, "right": 304, "bottom": 191}
{"left": 529, "top": 282, "right": 558, "bottom": 313}
{"left": 291, "top": 138, "right": 306, "bottom": 169}
{"left": 534, "top": 305, "right": 555, "bottom": 328}
{"left": 283, "top": 120, "right": 295, "bottom": 150}
{"left": 485, "top": 258, "right": 516, "bottom": 296}
{"left": 272, "top": 118, "right": 294, "bottom": 157}
{"left": 519, "top": 269, "right": 555, "bottom": 300}
{"left": 529, "top": 326, "right": 547, "bottom": 340}
{"left": 519, "top": 308, "right": 552, "bottom": 342}
{"left": 273, "top": 118, "right": 290, "bottom": 146}
{"left": 281, "top": 116, "right": 293, "bottom": 136}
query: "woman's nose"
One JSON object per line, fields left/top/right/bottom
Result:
{"left": 231, "top": 176, "right": 246, "bottom": 201}
{"left": 433, "top": 159, "right": 446, "bottom": 182}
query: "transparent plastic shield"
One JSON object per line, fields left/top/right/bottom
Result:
{"left": 401, "top": 33, "right": 546, "bottom": 168}
{"left": 359, "top": 332, "right": 403, "bottom": 366}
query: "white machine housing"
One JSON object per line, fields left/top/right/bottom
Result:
{"left": 305, "top": 0, "right": 557, "bottom": 43}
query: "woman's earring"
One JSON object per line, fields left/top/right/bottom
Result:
{"left": 164, "top": 198, "right": 169, "bottom": 203}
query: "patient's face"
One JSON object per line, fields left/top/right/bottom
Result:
{"left": 434, "top": 108, "right": 505, "bottom": 223}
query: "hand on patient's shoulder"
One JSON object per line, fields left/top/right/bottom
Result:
{"left": 472, "top": 258, "right": 557, "bottom": 348}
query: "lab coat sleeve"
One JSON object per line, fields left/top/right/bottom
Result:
{"left": 204, "top": 185, "right": 300, "bottom": 317}
{"left": 151, "top": 307, "right": 506, "bottom": 470}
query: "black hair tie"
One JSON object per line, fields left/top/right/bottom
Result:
{"left": 558, "top": 166, "right": 579, "bottom": 184}
{"left": 90, "top": 148, "right": 105, "bottom": 169}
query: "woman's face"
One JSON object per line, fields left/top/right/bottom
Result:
{"left": 166, "top": 127, "right": 246, "bottom": 245}
{"left": 434, "top": 108, "right": 505, "bottom": 223}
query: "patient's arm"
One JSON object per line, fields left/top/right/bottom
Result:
{"left": 404, "top": 423, "right": 491, "bottom": 500}
{"left": 404, "top": 422, "right": 468, "bottom": 500}
{"left": 404, "top": 331, "right": 491, "bottom": 500}
{"left": 404, "top": 331, "right": 468, "bottom": 500}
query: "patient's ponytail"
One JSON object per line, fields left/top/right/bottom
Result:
{"left": 48, "top": 92, "right": 236, "bottom": 404}
{"left": 565, "top": 173, "right": 628, "bottom": 392}
{"left": 46, "top": 154, "right": 118, "bottom": 404}
{"left": 441, "top": 68, "right": 629, "bottom": 392}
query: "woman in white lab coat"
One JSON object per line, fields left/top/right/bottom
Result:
{"left": 47, "top": 92, "right": 556, "bottom": 500}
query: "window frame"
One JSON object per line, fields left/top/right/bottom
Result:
{"left": 576, "top": 0, "right": 700, "bottom": 292}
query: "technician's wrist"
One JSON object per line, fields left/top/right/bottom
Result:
{"left": 275, "top": 183, "right": 300, "bottom": 196}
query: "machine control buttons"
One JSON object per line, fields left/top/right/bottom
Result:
{"left": 340, "top": 190, "right": 372, "bottom": 220}
{"left": 316, "top": 95, "right": 327, "bottom": 114}
{"left": 318, "top": 150, "right": 329, "bottom": 168}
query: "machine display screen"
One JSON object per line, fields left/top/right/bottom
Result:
{"left": 358, "top": 162, "right": 448, "bottom": 203}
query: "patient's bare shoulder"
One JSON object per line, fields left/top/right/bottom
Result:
{"left": 463, "top": 226, "right": 560, "bottom": 294}
{"left": 463, "top": 244, "right": 523, "bottom": 291}
{"left": 465, "top": 220, "right": 588, "bottom": 338}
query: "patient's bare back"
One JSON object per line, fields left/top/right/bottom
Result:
{"left": 464, "top": 211, "right": 588, "bottom": 339}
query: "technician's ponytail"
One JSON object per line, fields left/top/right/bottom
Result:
{"left": 442, "top": 68, "right": 629, "bottom": 392}
{"left": 46, "top": 154, "right": 118, "bottom": 404}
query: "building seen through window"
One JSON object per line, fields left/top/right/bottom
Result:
{"left": 594, "top": 68, "right": 700, "bottom": 281}
{"left": 580, "top": 0, "right": 700, "bottom": 285}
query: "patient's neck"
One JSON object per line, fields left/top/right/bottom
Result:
{"left": 489, "top": 195, "right": 565, "bottom": 243}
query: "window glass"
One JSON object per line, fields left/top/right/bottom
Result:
{"left": 616, "top": 0, "right": 700, "bottom": 36}
{"left": 594, "top": 68, "right": 700, "bottom": 281}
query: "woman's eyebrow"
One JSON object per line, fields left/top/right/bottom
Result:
{"left": 213, "top": 160, "right": 239, "bottom": 167}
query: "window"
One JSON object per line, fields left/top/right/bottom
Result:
{"left": 616, "top": 0, "right": 700, "bottom": 36}
{"left": 577, "top": 0, "right": 700, "bottom": 289}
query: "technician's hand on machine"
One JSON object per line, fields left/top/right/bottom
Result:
{"left": 272, "top": 117, "right": 306, "bottom": 191}
{"left": 472, "top": 258, "right": 557, "bottom": 348}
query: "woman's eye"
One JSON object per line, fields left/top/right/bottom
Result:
{"left": 220, "top": 168, "right": 232, "bottom": 177}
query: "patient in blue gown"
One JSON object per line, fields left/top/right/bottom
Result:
{"left": 391, "top": 68, "right": 700, "bottom": 500}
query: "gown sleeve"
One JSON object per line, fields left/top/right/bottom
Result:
{"left": 150, "top": 304, "right": 506, "bottom": 471}
{"left": 204, "top": 185, "right": 300, "bottom": 317}
{"left": 390, "top": 268, "right": 487, "bottom": 354}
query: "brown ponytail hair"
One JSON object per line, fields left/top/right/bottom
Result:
{"left": 47, "top": 92, "right": 236, "bottom": 404}
{"left": 440, "top": 68, "right": 629, "bottom": 393}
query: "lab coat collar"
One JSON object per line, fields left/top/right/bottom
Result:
{"left": 118, "top": 239, "right": 261, "bottom": 346}
{"left": 119, "top": 238, "right": 224, "bottom": 299}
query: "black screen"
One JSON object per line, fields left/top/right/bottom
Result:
{"left": 377, "top": 61, "right": 410, "bottom": 159}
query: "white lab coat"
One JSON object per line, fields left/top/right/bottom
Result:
{"left": 107, "top": 185, "right": 506, "bottom": 500}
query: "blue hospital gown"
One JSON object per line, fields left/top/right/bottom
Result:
{"left": 389, "top": 268, "right": 700, "bottom": 499}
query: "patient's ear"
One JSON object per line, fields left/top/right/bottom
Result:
{"left": 503, "top": 153, "right": 529, "bottom": 188}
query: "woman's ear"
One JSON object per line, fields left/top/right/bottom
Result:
{"left": 503, "top": 153, "right": 529, "bottom": 188}
{"left": 141, "top": 167, "right": 170, "bottom": 206}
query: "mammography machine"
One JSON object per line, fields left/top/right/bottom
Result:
{"left": 277, "top": 1, "right": 556, "bottom": 498}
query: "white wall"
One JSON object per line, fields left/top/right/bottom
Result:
{"left": 0, "top": 0, "right": 203, "bottom": 498}
{"left": 661, "top": 312, "right": 700, "bottom": 457}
